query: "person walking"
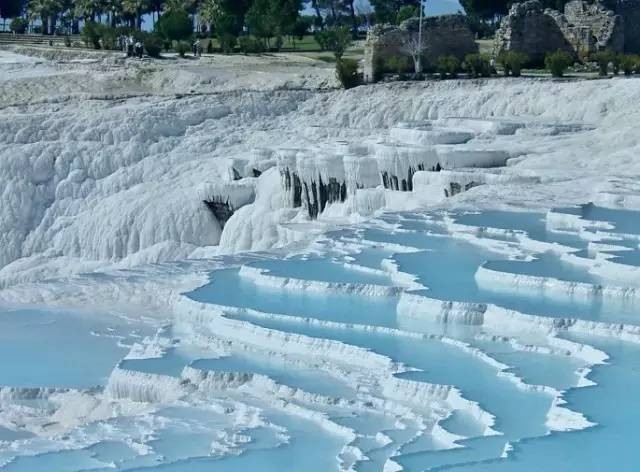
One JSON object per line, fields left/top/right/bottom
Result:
{"left": 126, "top": 36, "right": 134, "bottom": 57}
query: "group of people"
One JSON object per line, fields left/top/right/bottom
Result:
{"left": 118, "top": 35, "right": 144, "bottom": 59}
{"left": 115, "top": 35, "right": 205, "bottom": 59}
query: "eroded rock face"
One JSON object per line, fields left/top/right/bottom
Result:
{"left": 494, "top": 0, "right": 634, "bottom": 63}
{"left": 203, "top": 198, "right": 236, "bottom": 228}
{"left": 363, "top": 15, "right": 477, "bottom": 83}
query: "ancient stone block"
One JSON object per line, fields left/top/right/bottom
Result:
{"left": 494, "top": 0, "right": 635, "bottom": 63}
{"left": 494, "top": 0, "right": 576, "bottom": 65}
{"left": 364, "top": 15, "right": 478, "bottom": 83}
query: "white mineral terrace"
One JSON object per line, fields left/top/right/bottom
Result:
{"left": 0, "top": 48, "right": 639, "bottom": 471}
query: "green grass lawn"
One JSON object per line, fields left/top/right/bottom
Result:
{"left": 198, "top": 34, "right": 324, "bottom": 53}
{"left": 195, "top": 34, "right": 365, "bottom": 64}
{"left": 477, "top": 39, "right": 494, "bottom": 55}
{"left": 280, "top": 35, "right": 322, "bottom": 52}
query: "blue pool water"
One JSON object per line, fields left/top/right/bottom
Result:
{"left": 453, "top": 211, "right": 588, "bottom": 248}
{"left": 0, "top": 308, "right": 144, "bottom": 388}
{"left": 553, "top": 204, "right": 640, "bottom": 236}
{"left": 189, "top": 268, "right": 400, "bottom": 328}
{"left": 434, "top": 335, "right": 640, "bottom": 472}
{"left": 125, "top": 411, "right": 347, "bottom": 472}
{"left": 248, "top": 257, "right": 393, "bottom": 285}
{"left": 393, "top": 243, "right": 640, "bottom": 325}
{"left": 230, "top": 312, "right": 554, "bottom": 443}
{"left": 191, "top": 354, "right": 356, "bottom": 399}
{"left": 3, "top": 207, "right": 640, "bottom": 471}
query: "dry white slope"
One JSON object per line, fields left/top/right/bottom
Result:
{"left": 1, "top": 48, "right": 639, "bottom": 287}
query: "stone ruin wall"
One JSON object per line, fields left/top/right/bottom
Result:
{"left": 557, "top": 0, "right": 624, "bottom": 58}
{"left": 495, "top": 0, "right": 639, "bottom": 63}
{"left": 494, "top": 1, "right": 575, "bottom": 64}
{"left": 616, "top": 0, "right": 640, "bottom": 52}
{"left": 364, "top": 15, "right": 478, "bottom": 83}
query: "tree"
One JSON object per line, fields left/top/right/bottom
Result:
{"left": 10, "top": 17, "right": 28, "bottom": 32}
{"left": 325, "top": 25, "right": 351, "bottom": 60}
{"left": 400, "top": 31, "right": 425, "bottom": 74}
{"left": 155, "top": 8, "right": 193, "bottom": 41}
{"left": 1, "top": 0, "right": 24, "bottom": 18}
{"left": 122, "top": 0, "right": 148, "bottom": 29}
{"left": 28, "top": 0, "right": 65, "bottom": 34}
{"left": 342, "top": 0, "right": 358, "bottom": 37}
{"left": 318, "top": 0, "right": 338, "bottom": 24}
{"left": 215, "top": 13, "right": 237, "bottom": 53}
{"left": 246, "top": 0, "right": 300, "bottom": 50}
{"left": 396, "top": 4, "right": 417, "bottom": 24}
{"left": 292, "top": 16, "right": 311, "bottom": 38}
{"left": 245, "top": 0, "right": 277, "bottom": 47}
{"left": 197, "top": 0, "right": 220, "bottom": 28}
{"left": 218, "top": 0, "right": 251, "bottom": 32}
{"left": 147, "top": 0, "right": 164, "bottom": 23}
{"left": 73, "top": 0, "right": 104, "bottom": 22}
{"left": 102, "top": 0, "right": 122, "bottom": 27}
{"left": 199, "top": 0, "right": 251, "bottom": 38}
{"left": 459, "top": 0, "right": 509, "bottom": 21}
{"left": 369, "top": 0, "right": 415, "bottom": 24}
{"left": 310, "top": 0, "right": 323, "bottom": 29}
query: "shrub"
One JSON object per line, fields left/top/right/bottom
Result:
{"left": 497, "top": 52, "right": 510, "bottom": 76}
{"left": 239, "top": 36, "right": 264, "bottom": 54}
{"left": 10, "top": 17, "right": 27, "bottom": 34}
{"left": 81, "top": 21, "right": 102, "bottom": 49}
{"left": 619, "top": 54, "right": 640, "bottom": 76}
{"left": 143, "top": 34, "right": 163, "bottom": 58}
{"left": 507, "top": 51, "right": 528, "bottom": 77}
{"left": 176, "top": 40, "right": 190, "bottom": 57}
{"left": 316, "top": 27, "right": 351, "bottom": 60}
{"left": 592, "top": 50, "right": 616, "bottom": 76}
{"left": 99, "top": 26, "right": 118, "bottom": 50}
{"left": 385, "top": 55, "right": 410, "bottom": 75}
{"left": 612, "top": 53, "right": 621, "bottom": 75}
{"left": 155, "top": 9, "right": 193, "bottom": 42}
{"left": 464, "top": 53, "right": 492, "bottom": 78}
{"left": 336, "top": 58, "right": 360, "bottom": 89}
{"left": 218, "top": 33, "right": 237, "bottom": 54}
{"left": 497, "top": 51, "right": 529, "bottom": 77}
{"left": 80, "top": 24, "right": 130, "bottom": 51}
{"left": 326, "top": 27, "right": 352, "bottom": 60}
{"left": 314, "top": 30, "right": 330, "bottom": 51}
{"left": 545, "top": 49, "right": 572, "bottom": 77}
{"left": 437, "top": 55, "right": 461, "bottom": 79}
